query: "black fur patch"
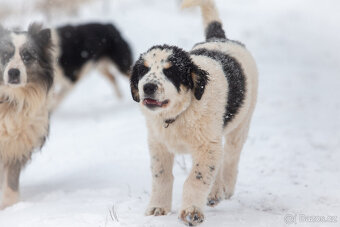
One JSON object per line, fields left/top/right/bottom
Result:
{"left": 205, "top": 21, "right": 226, "bottom": 40}
{"left": 57, "top": 23, "right": 132, "bottom": 82}
{"left": 190, "top": 48, "right": 246, "bottom": 127}
{"left": 209, "top": 166, "right": 215, "bottom": 172}
{"left": 29, "top": 25, "right": 51, "bottom": 49}
{"left": 192, "top": 67, "right": 209, "bottom": 100}
{"left": 150, "top": 45, "right": 195, "bottom": 91}
{"left": 0, "top": 42, "right": 14, "bottom": 67}
{"left": 147, "top": 45, "right": 208, "bottom": 100}
{"left": 130, "top": 56, "right": 150, "bottom": 102}
{"left": 0, "top": 29, "right": 13, "bottom": 82}
{"left": 195, "top": 171, "right": 203, "bottom": 180}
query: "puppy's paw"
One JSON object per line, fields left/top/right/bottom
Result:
{"left": 223, "top": 186, "right": 235, "bottom": 200}
{"left": 179, "top": 206, "right": 204, "bottom": 226}
{"left": 207, "top": 197, "right": 221, "bottom": 207}
{"left": 0, "top": 199, "right": 18, "bottom": 210}
{"left": 145, "top": 207, "right": 168, "bottom": 216}
{"left": 207, "top": 186, "right": 224, "bottom": 207}
{"left": 0, "top": 191, "right": 19, "bottom": 210}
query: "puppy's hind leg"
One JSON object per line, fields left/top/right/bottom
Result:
{"left": 146, "top": 141, "right": 174, "bottom": 216}
{"left": 0, "top": 160, "right": 23, "bottom": 209}
{"left": 222, "top": 118, "right": 251, "bottom": 200}
{"left": 207, "top": 119, "right": 251, "bottom": 206}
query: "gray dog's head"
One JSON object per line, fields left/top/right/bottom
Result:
{"left": 0, "top": 24, "right": 53, "bottom": 91}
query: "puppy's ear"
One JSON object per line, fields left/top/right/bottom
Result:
{"left": 130, "top": 56, "right": 150, "bottom": 102}
{"left": 28, "top": 23, "right": 51, "bottom": 48}
{"left": 130, "top": 79, "right": 140, "bottom": 102}
{"left": 192, "top": 66, "right": 209, "bottom": 100}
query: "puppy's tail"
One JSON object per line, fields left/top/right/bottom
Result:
{"left": 182, "top": 0, "right": 226, "bottom": 40}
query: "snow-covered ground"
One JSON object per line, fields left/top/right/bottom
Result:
{"left": 0, "top": 0, "right": 340, "bottom": 226}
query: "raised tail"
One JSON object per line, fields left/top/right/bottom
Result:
{"left": 182, "top": 0, "right": 226, "bottom": 40}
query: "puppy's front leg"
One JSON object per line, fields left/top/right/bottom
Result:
{"left": 145, "top": 141, "right": 174, "bottom": 216}
{"left": 180, "top": 142, "right": 222, "bottom": 226}
{"left": 0, "top": 161, "right": 21, "bottom": 209}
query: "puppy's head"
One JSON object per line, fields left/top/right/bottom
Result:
{"left": 130, "top": 45, "right": 208, "bottom": 116}
{"left": 0, "top": 23, "right": 53, "bottom": 91}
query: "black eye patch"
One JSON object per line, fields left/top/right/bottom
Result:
{"left": 21, "top": 49, "right": 35, "bottom": 64}
{"left": 136, "top": 64, "right": 149, "bottom": 79}
{"left": 1, "top": 51, "right": 10, "bottom": 59}
{"left": 131, "top": 57, "right": 150, "bottom": 91}
{"left": 163, "top": 63, "right": 194, "bottom": 92}
{"left": 131, "top": 58, "right": 150, "bottom": 85}
{"left": 0, "top": 51, "right": 13, "bottom": 64}
{"left": 163, "top": 65, "right": 183, "bottom": 91}
{"left": 0, "top": 43, "right": 14, "bottom": 64}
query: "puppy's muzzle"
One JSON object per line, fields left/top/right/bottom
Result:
{"left": 143, "top": 83, "right": 158, "bottom": 96}
{"left": 8, "top": 68, "right": 21, "bottom": 85}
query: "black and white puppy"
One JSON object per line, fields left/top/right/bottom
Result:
{"left": 130, "top": 0, "right": 258, "bottom": 225}
{"left": 0, "top": 24, "right": 53, "bottom": 209}
{"left": 50, "top": 23, "right": 133, "bottom": 110}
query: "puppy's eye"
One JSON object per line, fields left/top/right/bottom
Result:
{"left": 22, "top": 51, "right": 33, "bottom": 63}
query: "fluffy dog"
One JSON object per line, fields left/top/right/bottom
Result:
{"left": 130, "top": 0, "right": 258, "bottom": 225}
{"left": 50, "top": 23, "right": 132, "bottom": 110}
{"left": 0, "top": 24, "right": 53, "bottom": 209}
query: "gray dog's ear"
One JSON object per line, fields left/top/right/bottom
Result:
{"left": 28, "top": 23, "right": 43, "bottom": 36}
{"left": 130, "top": 56, "right": 150, "bottom": 102}
{"left": 28, "top": 23, "right": 51, "bottom": 48}
{"left": 192, "top": 66, "right": 209, "bottom": 100}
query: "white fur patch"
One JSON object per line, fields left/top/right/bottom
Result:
{"left": 4, "top": 34, "right": 28, "bottom": 87}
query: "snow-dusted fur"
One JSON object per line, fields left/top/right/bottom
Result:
{"left": 131, "top": 0, "right": 258, "bottom": 225}
{"left": 0, "top": 24, "right": 53, "bottom": 209}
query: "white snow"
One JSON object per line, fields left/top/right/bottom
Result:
{"left": 0, "top": 0, "right": 339, "bottom": 226}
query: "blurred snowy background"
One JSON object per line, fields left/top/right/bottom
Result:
{"left": 0, "top": 0, "right": 339, "bottom": 226}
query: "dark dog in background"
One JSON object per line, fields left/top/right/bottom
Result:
{"left": 0, "top": 24, "right": 53, "bottom": 209}
{"left": 50, "top": 23, "right": 132, "bottom": 110}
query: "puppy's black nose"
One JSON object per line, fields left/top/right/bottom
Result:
{"left": 143, "top": 83, "right": 158, "bottom": 95}
{"left": 8, "top": 68, "right": 20, "bottom": 84}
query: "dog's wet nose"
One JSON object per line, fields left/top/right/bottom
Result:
{"left": 143, "top": 83, "right": 158, "bottom": 95}
{"left": 8, "top": 68, "right": 21, "bottom": 84}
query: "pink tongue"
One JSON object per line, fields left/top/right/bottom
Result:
{"left": 144, "top": 99, "right": 162, "bottom": 106}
